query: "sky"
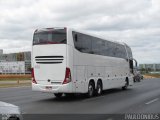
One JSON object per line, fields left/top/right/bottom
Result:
{"left": 0, "top": 0, "right": 160, "bottom": 64}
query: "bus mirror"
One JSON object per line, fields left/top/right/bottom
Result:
{"left": 74, "top": 34, "right": 78, "bottom": 42}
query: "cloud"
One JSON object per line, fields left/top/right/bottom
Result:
{"left": 0, "top": 39, "right": 31, "bottom": 53}
{"left": 0, "top": 0, "right": 160, "bottom": 64}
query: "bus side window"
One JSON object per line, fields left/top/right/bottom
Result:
{"left": 74, "top": 34, "right": 78, "bottom": 42}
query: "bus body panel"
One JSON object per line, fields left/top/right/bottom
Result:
{"left": 32, "top": 82, "right": 73, "bottom": 93}
{"left": 32, "top": 27, "right": 135, "bottom": 94}
{"left": 74, "top": 66, "right": 86, "bottom": 92}
{"left": 32, "top": 44, "right": 71, "bottom": 94}
{"left": 32, "top": 44, "right": 67, "bottom": 84}
{"left": 73, "top": 48, "right": 131, "bottom": 93}
{"left": 66, "top": 44, "right": 75, "bottom": 92}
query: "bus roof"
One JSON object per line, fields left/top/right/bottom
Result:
{"left": 34, "top": 27, "right": 66, "bottom": 33}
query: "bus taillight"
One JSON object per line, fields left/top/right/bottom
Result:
{"left": 32, "top": 68, "right": 37, "bottom": 84}
{"left": 63, "top": 68, "right": 71, "bottom": 84}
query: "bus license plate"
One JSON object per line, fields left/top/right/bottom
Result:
{"left": 45, "top": 86, "right": 52, "bottom": 90}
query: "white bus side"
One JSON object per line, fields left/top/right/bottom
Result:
{"left": 67, "top": 29, "right": 134, "bottom": 95}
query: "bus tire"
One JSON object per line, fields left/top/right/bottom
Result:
{"left": 122, "top": 79, "right": 129, "bottom": 90}
{"left": 87, "top": 81, "right": 95, "bottom": 98}
{"left": 54, "top": 93, "right": 63, "bottom": 98}
{"left": 96, "top": 80, "right": 102, "bottom": 95}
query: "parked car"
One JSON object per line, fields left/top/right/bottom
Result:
{"left": 0, "top": 101, "right": 22, "bottom": 120}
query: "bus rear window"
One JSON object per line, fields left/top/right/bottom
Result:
{"left": 33, "top": 29, "right": 66, "bottom": 45}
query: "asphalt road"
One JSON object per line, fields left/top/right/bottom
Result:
{"left": 0, "top": 79, "right": 160, "bottom": 119}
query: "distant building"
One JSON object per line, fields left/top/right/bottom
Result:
{"left": 0, "top": 51, "right": 31, "bottom": 74}
{"left": 139, "top": 64, "right": 160, "bottom": 72}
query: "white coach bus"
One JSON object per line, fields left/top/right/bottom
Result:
{"left": 32, "top": 27, "right": 136, "bottom": 98}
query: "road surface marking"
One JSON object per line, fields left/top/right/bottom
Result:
{"left": 145, "top": 98, "right": 159, "bottom": 105}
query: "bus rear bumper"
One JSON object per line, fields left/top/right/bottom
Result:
{"left": 32, "top": 83, "right": 73, "bottom": 93}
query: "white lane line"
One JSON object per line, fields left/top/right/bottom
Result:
{"left": 145, "top": 98, "right": 159, "bottom": 105}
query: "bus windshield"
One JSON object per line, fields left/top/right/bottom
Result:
{"left": 33, "top": 29, "right": 66, "bottom": 45}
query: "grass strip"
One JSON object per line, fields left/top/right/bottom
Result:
{"left": 0, "top": 83, "right": 31, "bottom": 88}
{"left": 144, "top": 74, "right": 160, "bottom": 78}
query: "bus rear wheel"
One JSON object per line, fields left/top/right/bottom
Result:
{"left": 87, "top": 81, "right": 95, "bottom": 98}
{"left": 54, "top": 93, "right": 63, "bottom": 98}
{"left": 96, "top": 81, "right": 102, "bottom": 95}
